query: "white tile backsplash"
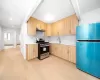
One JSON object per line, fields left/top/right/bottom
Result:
{"left": 49, "top": 35, "right": 76, "bottom": 46}
{"left": 49, "top": 36, "right": 60, "bottom": 43}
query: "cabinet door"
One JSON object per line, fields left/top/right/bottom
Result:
{"left": 65, "top": 17, "right": 71, "bottom": 35}
{"left": 36, "top": 20, "right": 41, "bottom": 30}
{"left": 26, "top": 44, "right": 38, "bottom": 60}
{"left": 60, "top": 45, "right": 69, "bottom": 60}
{"left": 52, "top": 23, "right": 58, "bottom": 36}
{"left": 40, "top": 22, "right": 46, "bottom": 30}
{"left": 36, "top": 20, "right": 46, "bottom": 30}
{"left": 69, "top": 46, "right": 76, "bottom": 63}
{"left": 71, "top": 14, "right": 78, "bottom": 34}
{"left": 50, "top": 44, "right": 59, "bottom": 55}
{"left": 50, "top": 44, "right": 69, "bottom": 61}
{"left": 57, "top": 20, "right": 65, "bottom": 36}
{"left": 54, "top": 44, "right": 61, "bottom": 57}
{"left": 45, "top": 24, "right": 52, "bottom": 36}
{"left": 27, "top": 17, "right": 36, "bottom": 35}
{"left": 49, "top": 44, "right": 56, "bottom": 54}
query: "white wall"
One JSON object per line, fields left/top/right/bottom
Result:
{"left": 0, "top": 26, "right": 4, "bottom": 50}
{"left": 20, "top": 23, "right": 26, "bottom": 59}
{"left": 20, "top": 23, "right": 37, "bottom": 59}
{"left": 79, "top": 8, "right": 100, "bottom": 24}
{"left": 0, "top": 26, "right": 2, "bottom": 50}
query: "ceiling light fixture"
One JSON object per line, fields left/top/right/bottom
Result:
{"left": 10, "top": 18, "right": 12, "bottom": 20}
{"left": 44, "top": 13, "right": 54, "bottom": 22}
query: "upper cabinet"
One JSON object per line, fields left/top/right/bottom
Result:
{"left": 70, "top": 14, "right": 78, "bottom": 34}
{"left": 27, "top": 14, "right": 78, "bottom": 36}
{"left": 51, "top": 14, "right": 78, "bottom": 36}
{"left": 27, "top": 17, "right": 47, "bottom": 36}
{"left": 56, "top": 19, "right": 65, "bottom": 36}
{"left": 45, "top": 24, "right": 52, "bottom": 36}
{"left": 52, "top": 23, "right": 58, "bottom": 36}
{"left": 27, "top": 17, "right": 36, "bottom": 36}
{"left": 36, "top": 20, "right": 46, "bottom": 31}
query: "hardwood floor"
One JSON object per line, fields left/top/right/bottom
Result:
{"left": 0, "top": 47, "right": 99, "bottom": 80}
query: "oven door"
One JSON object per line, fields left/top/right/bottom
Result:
{"left": 40, "top": 45, "right": 49, "bottom": 53}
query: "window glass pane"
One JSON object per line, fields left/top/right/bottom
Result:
{"left": 8, "top": 33, "right": 10, "bottom": 40}
{"left": 4, "top": 33, "right": 7, "bottom": 39}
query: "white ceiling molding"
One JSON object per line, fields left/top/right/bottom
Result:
{"left": 22, "top": 0, "right": 42, "bottom": 26}
{"left": 70, "top": 0, "right": 81, "bottom": 20}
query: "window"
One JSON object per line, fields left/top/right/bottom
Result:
{"left": 4, "top": 33, "right": 7, "bottom": 39}
{"left": 8, "top": 33, "right": 10, "bottom": 40}
{"left": 4, "top": 32, "right": 11, "bottom": 40}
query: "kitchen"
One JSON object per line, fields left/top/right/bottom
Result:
{"left": 20, "top": 14, "right": 77, "bottom": 62}
{"left": 20, "top": 3, "right": 100, "bottom": 79}
{"left": 0, "top": 0, "right": 100, "bottom": 80}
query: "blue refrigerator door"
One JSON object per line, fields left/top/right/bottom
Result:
{"left": 76, "top": 42, "right": 100, "bottom": 78}
{"left": 90, "top": 42, "right": 100, "bottom": 78}
{"left": 76, "top": 23, "right": 100, "bottom": 40}
{"left": 95, "top": 23, "right": 100, "bottom": 39}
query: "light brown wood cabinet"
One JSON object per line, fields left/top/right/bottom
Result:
{"left": 45, "top": 24, "right": 52, "bottom": 36}
{"left": 36, "top": 20, "right": 46, "bottom": 31}
{"left": 50, "top": 44, "right": 69, "bottom": 61}
{"left": 26, "top": 44, "right": 38, "bottom": 60}
{"left": 70, "top": 15, "right": 78, "bottom": 34}
{"left": 27, "top": 17, "right": 47, "bottom": 36}
{"left": 64, "top": 17, "right": 71, "bottom": 35}
{"left": 50, "top": 43, "right": 76, "bottom": 63}
{"left": 69, "top": 46, "right": 76, "bottom": 63}
{"left": 51, "top": 14, "right": 78, "bottom": 36}
{"left": 56, "top": 19, "right": 65, "bottom": 36}
{"left": 27, "top": 14, "right": 78, "bottom": 36}
{"left": 59, "top": 44, "right": 69, "bottom": 61}
{"left": 27, "top": 17, "right": 37, "bottom": 36}
{"left": 52, "top": 23, "right": 58, "bottom": 36}
{"left": 51, "top": 20, "right": 65, "bottom": 36}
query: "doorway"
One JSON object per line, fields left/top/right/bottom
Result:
{"left": 4, "top": 32, "right": 14, "bottom": 49}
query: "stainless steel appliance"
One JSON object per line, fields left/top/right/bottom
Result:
{"left": 37, "top": 39, "right": 49, "bottom": 60}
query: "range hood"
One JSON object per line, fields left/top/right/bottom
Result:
{"left": 36, "top": 28, "right": 45, "bottom": 32}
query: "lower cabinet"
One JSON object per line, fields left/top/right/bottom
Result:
{"left": 69, "top": 46, "right": 76, "bottom": 63}
{"left": 26, "top": 44, "right": 38, "bottom": 60}
{"left": 50, "top": 44, "right": 76, "bottom": 64}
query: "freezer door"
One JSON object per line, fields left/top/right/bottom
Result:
{"left": 76, "top": 42, "right": 100, "bottom": 78}
{"left": 76, "top": 42, "right": 94, "bottom": 74}
{"left": 95, "top": 23, "right": 100, "bottom": 40}
{"left": 76, "top": 23, "right": 100, "bottom": 40}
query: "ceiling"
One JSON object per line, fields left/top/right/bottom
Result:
{"left": 78, "top": 0, "right": 100, "bottom": 15}
{"left": 32, "top": 0, "right": 75, "bottom": 23}
{"left": 0, "top": 0, "right": 100, "bottom": 28}
{"left": 0, "top": 0, "right": 41, "bottom": 28}
{"left": 32, "top": 0, "right": 100, "bottom": 23}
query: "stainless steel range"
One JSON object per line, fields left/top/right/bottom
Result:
{"left": 37, "top": 39, "right": 49, "bottom": 60}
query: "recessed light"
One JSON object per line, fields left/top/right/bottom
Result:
{"left": 10, "top": 18, "right": 12, "bottom": 20}
{"left": 44, "top": 13, "right": 54, "bottom": 22}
